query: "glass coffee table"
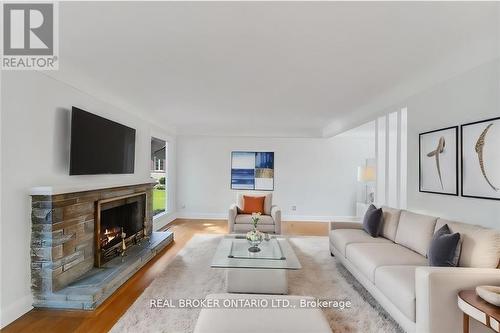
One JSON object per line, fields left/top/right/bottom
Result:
{"left": 211, "top": 235, "right": 301, "bottom": 294}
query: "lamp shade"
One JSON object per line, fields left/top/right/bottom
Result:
{"left": 357, "top": 166, "right": 376, "bottom": 183}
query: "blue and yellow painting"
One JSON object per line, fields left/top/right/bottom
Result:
{"left": 231, "top": 152, "right": 274, "bottom": 190}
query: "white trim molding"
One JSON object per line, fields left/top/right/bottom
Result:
{"left": 374, "top": 107, "right": 408, "bottom": 209}
{"left": 175, "top": 212, "right": 357, "bottom": 223}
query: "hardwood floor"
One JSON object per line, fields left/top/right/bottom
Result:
{"left": 1, "top": 219, "right": 328, "bottom": 333}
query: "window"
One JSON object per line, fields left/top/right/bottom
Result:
{"left": 151, "top": 137, "right": 167, "bottom": 216}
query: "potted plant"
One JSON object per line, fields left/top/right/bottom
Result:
{"left": 246, "top": 212, "right": 264, "bottom": 252}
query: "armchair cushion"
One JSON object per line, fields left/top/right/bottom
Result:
{"left": 241, "top": 195, "right": 265, "bottom": 214}
{"left": 237, "top": 192, "right": 272, "bottom": 215}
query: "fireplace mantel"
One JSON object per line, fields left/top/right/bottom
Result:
{"left": 29, "top": 179, "right": 156, "bottom": 196}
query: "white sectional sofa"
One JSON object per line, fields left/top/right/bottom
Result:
{"left": 329, "top": 207, "right": 500, "bottom": 333}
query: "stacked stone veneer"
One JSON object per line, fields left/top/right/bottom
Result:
{"left": 30, "top": 183, "right": 154, "bottom": 298}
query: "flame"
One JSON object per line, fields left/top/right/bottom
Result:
{"left": 101, "top": 226, "right": 122, "bottom": 247}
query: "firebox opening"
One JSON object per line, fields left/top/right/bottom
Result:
{"left": 97, "top": 194, "right": 146, "bottom": 266}
{"left": 100, "top": 201, "right": 142, "bottom": 250}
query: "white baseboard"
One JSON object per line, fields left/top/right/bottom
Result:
{"left": 175, "top": 212, "right": 343, "bottom": 222}
{"left": 175, "top": 212, "right": 226, "bottom": 220}
{"left": 0, "top": 295, "right": 32, "bottom": 329}
{"left": 284, "top": 215, "right": 360, "bottom": 222}
{"left": 282, "top": 215, "right": 331, "bottom": 222}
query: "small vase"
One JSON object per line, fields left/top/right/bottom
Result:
{"left": 246, "top": 228, "right": 263, "bottom": 253}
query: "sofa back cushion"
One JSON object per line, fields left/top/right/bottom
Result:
{"left": 237, "top": 192, "right": 272, "bottom": 215}
{"left": 435, "top": 219, "right": 500, "bottom": 268}
{"left": 381, "top": 206, "right": 402, "bottom": 241}
{"left": 395, "top": 211, "right": 438, "bottom": 257}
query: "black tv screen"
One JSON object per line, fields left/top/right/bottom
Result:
{"left": 70, "top": 107, "right": 136, "bottom": 175}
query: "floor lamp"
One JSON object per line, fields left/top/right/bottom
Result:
{"left": 357, "top": 165, "right": 376, "bottom": 204}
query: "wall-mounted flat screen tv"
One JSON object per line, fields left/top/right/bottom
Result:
{"left": 70, "top": 107, "right": 136, "bottom": 175}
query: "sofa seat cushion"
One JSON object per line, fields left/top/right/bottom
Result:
{"left": 395, "top": 211, "right": 438, "bottom": 257}
{"left": 194, "top": 294, "right": 332, "bottom": 333}
{"left": 375, "top": 266, "right": 417, "bottom": 322}
{"left": 330, "top": 229, "right": 392, "bottom": 257}
{"left": 235, "top": 214, "right": 274, "bottom": 225}
{"left": 346, "top": 243, "right": 428, "bottom": 282}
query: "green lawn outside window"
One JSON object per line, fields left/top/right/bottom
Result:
{"left": 153, "top": 188, "right": 167, "bottom": 216}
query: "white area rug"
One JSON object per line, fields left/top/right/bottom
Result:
{"left": 111, "top": 234, "right": 402, "bottom": 333}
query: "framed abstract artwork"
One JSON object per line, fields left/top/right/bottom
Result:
{"left": 461, "top": 117, "right": 500, "bottom": 200}
{"left": 231, "top": 152, "right": 274, "bottom": 190}
{"left": 419, "top": 126, "right": 458, "bottom": 196}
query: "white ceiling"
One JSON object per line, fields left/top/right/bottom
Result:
{"left": 50, "top": 2, "right": 499, "bottom": 137}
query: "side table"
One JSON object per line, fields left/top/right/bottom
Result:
{"left": 458, "top": 290, "right": 500, "bottom": 333}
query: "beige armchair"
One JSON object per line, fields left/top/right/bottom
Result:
{"left": 228, "top": 192, "right": 281, "bottom": 234}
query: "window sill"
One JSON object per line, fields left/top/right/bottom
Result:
{"left": 153, "top": 211, "right": 168, "bottom": 220}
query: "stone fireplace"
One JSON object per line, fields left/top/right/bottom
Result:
{"left": 30, "top": 182, "right": 173, "bottom": 310}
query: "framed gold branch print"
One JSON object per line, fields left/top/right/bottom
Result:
{"left": 461, "top": 117, "right": 500, "bottom": 200}
{"left": 419, "top": 126, "right": 458, "bottom": 195}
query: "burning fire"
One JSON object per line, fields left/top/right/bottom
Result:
{"left": 101, "top": 226, "right": 122, "bottom": 248}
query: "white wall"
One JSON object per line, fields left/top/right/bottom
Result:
{"left": 176, "top": 125, "right": 374, "bottom": 220}
{"left": 0, "top": 71, "right": 176, "bottom": 328}
{"left": 374, "top": 59, "right": 500, "bottom": 229}
{"left": 0, "top": 71, "right": 3, "bottom": 329}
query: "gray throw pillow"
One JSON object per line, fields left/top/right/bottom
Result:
{"left": 428, "top": 224, "right": 461, "bottom": 267}
{"left": 363, "top": 204, "right": 383, "bottom": 237}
